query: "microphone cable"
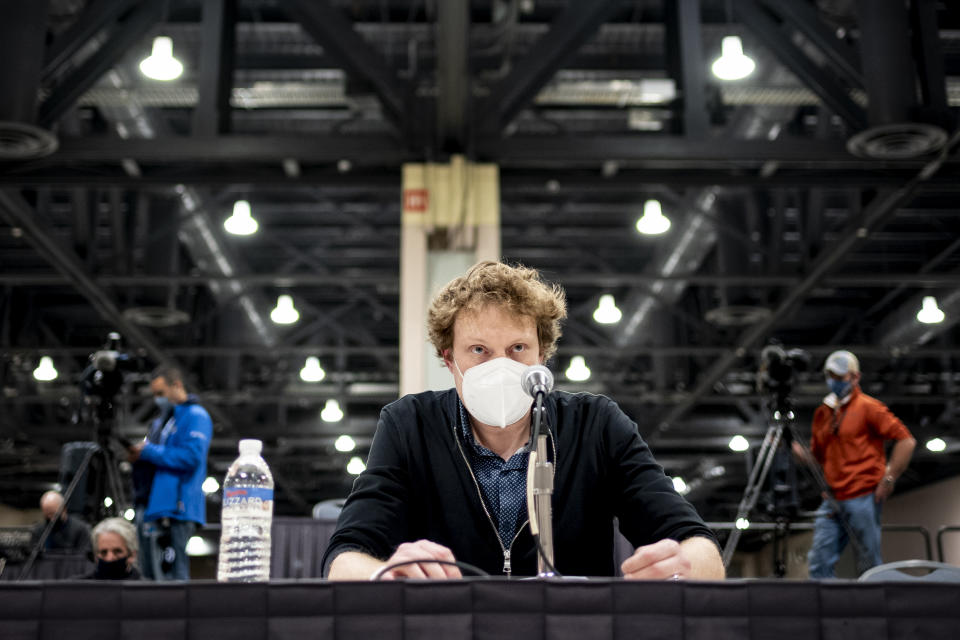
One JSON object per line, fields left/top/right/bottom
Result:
{"left": 370, "top": 559, "right": 490, "bottom": 581}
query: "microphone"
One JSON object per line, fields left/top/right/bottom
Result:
{"left": 521, "top": 364, "right": 554, "bottom": 398}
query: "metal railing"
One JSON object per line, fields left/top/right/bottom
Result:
{"left": 936, "top": 526, "right": 960, "bottom": 563}
{"left": 709, "top": 521, "right": 935, "bottom": 561}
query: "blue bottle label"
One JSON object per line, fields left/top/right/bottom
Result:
{"left": 223, "top": 486, "right": 274, "bottom": 508}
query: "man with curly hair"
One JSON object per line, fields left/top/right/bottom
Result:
{"left": 324, "top": 261, "right": 724, "bottom": 580}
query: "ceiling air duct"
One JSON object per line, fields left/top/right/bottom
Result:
{"left": 846, "top": 0, "right": 947, "bottom": 159}
{"left": 0, "top": 1, "right": 58, "bottom": 159}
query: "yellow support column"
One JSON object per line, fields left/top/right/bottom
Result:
{"left": 399, "top": 156, "right": 500, "bottom": 396}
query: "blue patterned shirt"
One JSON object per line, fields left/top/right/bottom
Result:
{"left": 457, "top": 399, "right": 529, "bottom": 547}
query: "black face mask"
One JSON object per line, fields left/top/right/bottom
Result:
{"left": 94, "top": 556, "right": 130, "bottom": 580}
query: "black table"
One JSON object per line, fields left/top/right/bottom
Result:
{"left": 2, "top": 578, "right": 957, "bottom": 640}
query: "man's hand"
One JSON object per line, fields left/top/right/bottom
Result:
{"left": 127, "top": 441, "right": 146, "bottom": 462}
{"left": 621, "top": 539, "right": 692, "bottom": 581}
{"left": 874, "top": 476, "right": 895, "bottom": 503}
{"left": 377, "top": 539, "right": 463, "bottom": 580}
{"left": 791, "top": 441, "right": 811, "bottom": 464}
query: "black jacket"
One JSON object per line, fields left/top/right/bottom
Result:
{"left": 76, "top": 564, "right": 142, "bottom": 580}
{"left": 323, "top": 389, "right": 716, "bottom": 577}
{"left": 30, "top": 515, "right": 92, "bottom": 556}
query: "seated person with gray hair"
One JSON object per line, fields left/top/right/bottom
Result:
{"left": 78, "top": 517, "right": 142, "bottom": 580}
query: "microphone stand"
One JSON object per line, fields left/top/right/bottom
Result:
{"left": 526, "top": 391, "right": 556, "bottom": 577}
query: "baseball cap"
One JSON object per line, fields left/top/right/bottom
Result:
{"left": 823, "top": 350, "right": 859, "bottom": 376}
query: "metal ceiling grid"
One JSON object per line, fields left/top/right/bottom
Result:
{"left": 0, "top": 0, "right": 958, "bottom": 525}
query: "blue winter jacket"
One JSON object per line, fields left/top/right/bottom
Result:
{"left": 139, "top": 397, "right": 212, "bottom": 525}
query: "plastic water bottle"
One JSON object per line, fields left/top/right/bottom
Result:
{"left": 217, "top": 439, "right": 274, "bottom": 582}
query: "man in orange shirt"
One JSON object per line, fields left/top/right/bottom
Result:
{"left": 794, "top": 350, "right": 915, "bottom": 578}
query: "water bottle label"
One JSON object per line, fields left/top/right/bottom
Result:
{"left": 223, "top": 486, "right": 274, "bottom": 509}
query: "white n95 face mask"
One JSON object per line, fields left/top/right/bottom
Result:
{"left": 456, "top": 357, "right": 532, "bottom": 428}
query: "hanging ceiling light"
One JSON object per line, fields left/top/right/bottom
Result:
{"left": 270, "top": 294, "right": 299, "bottom": 324}
{"left": 728, "top": 435, "right": 750, "bottom": 452}
{"left": 635, "top": 199, "right": 671, "bottom": 235}
{"left": 346, "top": 456, "right": 366, "bottom": 475}
{"left": 321, "top": 398, "right": 344, "bottom": 423}
{"left": 672, "top": 477, "right": 689, "bottom": 495}
{"left": 593, "top": 294, "right": 622, "bottom": 324}
{"left": 917, "top": 296, "right": 945, "bottom": 324}
{"left": 185, "top": 535, "right": 214, "bottom": 556}
{"left": 565, "top": 355, "right": 591, "bottom": 382}
{"left": 33, "top": 356, "right": 58, "bottom": 381}
{"left": 300, "top": 356, "right": 325, "bottom": 382}
{"left": 711, "top": 35, "right": 755, "bottom": 81}
{"left": 926, "top": 437, "right": 946, "bottom": 453}
{"left": 224, "top": 200, "right": 258, "bottom": 236}
{"left": 334, "top": 435, "right": 356, "bottom": 452}
{"left": 202, "top": 476, "right": 220, "bottom": 494}
{"left": 123, "top": 509, "right": 136, "bottom": 521}
{"left": 139, "top": 36, "right": 184, "bottom": 81}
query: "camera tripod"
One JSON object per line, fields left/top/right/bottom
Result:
{"left": 18, "top": 401, "right": 131, "bottom": 580}
{"left": 721, "top": 403, "right": 864, "bottom": 574}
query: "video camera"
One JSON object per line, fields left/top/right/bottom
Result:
{"left": 77, "top": 332, "right": 140, "bottom": 440}
{"left": 59, "top": 332, "right": 141, "bottom": 526}
{"left": 757, "top": 344, "right": 811, "bottom": 403}
{"left": 80, "top": 332, "right": 136, "bottom": 401}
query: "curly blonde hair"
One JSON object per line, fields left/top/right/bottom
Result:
{"left": 427, "top": 261, "right": 567, "bottom": 361}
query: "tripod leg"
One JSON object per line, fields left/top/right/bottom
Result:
{"left": 722, "top": 423, "right": 785, "bottom": 567}
{"left": 100, "top": 447, "right": 129, "bottom": 516}
{"left": 18, "top": 446, "right": 98, "bottom": 580}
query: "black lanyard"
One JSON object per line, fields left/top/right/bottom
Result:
{"left": 830, "top": 405, "right": 849, "bottom": 436}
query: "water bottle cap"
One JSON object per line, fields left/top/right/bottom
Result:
{"left": 238, "top": 439, "right": 262, "bottom": 456}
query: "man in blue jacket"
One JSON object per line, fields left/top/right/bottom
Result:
{"left": 129, "top": 366, "right": 212, "bottom": 580}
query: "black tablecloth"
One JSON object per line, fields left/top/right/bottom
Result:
{"left": 0, "top": 554, "right": 93, "bottom": 581}
{"left": 1, "top": 578, "right": 957, "bottom": 640}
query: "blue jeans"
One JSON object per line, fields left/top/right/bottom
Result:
{"left": 807, "top": 493, "right": 883, "bottom": 578}
{"left": 139, "top": 516, "right": 196, "bottom": 581}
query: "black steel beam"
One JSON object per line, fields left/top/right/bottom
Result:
{"left": 20, "top": 134, "right": 408, "bottom": 164}
{"left": 2, "top": 272, "right": 959, "bottom": 288}
{"left": 7, "top": 344, "right": 960, "bottom": 360}
{"left": 436, "top": 0, "right": 470, "bottom": 152}
{"left": 481, "top": 0, "right": 621, "bottom": 132}
{"left": 911, "top": 0, "right": 950, "bottom": 119}
{"left": 0, "top": 189, "right": 237, "bottom": 428}
{"left": 38, "top": 1, "right": 166, "bottom": 126}
{"left": 0, "top": 134, "right": 891, "bottom": 166}
{"left": 0, "top": 189, "right": 171, "bottom": 368}
{"left": 282, "top": 0, "right": 409, "bottom": 134}
{"left": 766, "top": 0, "right": 863, "bottom": 89}
{"left": 42, "top": 0, "right": 142, "bottom": 84}
{"left": 665, "top": 0, "right": 709, "bottom": 137}
{"left": 0, "top": 0, "right": 48, "bottom": 123}
{"left": 7, "top": 161, "right": 960, "bottom": 188}
{"left": 733, "top": 0, "right": 867, "bottom": 131}
{"left": 234, "top": 52, "right": 668, "bottom": 73}
{"left": 5, "top": 164, "right": 960, "bottom": 189}
{"left": 192, "top": 0, "right": 237, "bottom": 136}
{"left": 482, "top": 135, "right": 863, "bottom": 165}
{"left": 855, "top": 0, "right": 917, "bottom": 126}
{"left": 652, "top": 126, "right": 960, "bottom": 435}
